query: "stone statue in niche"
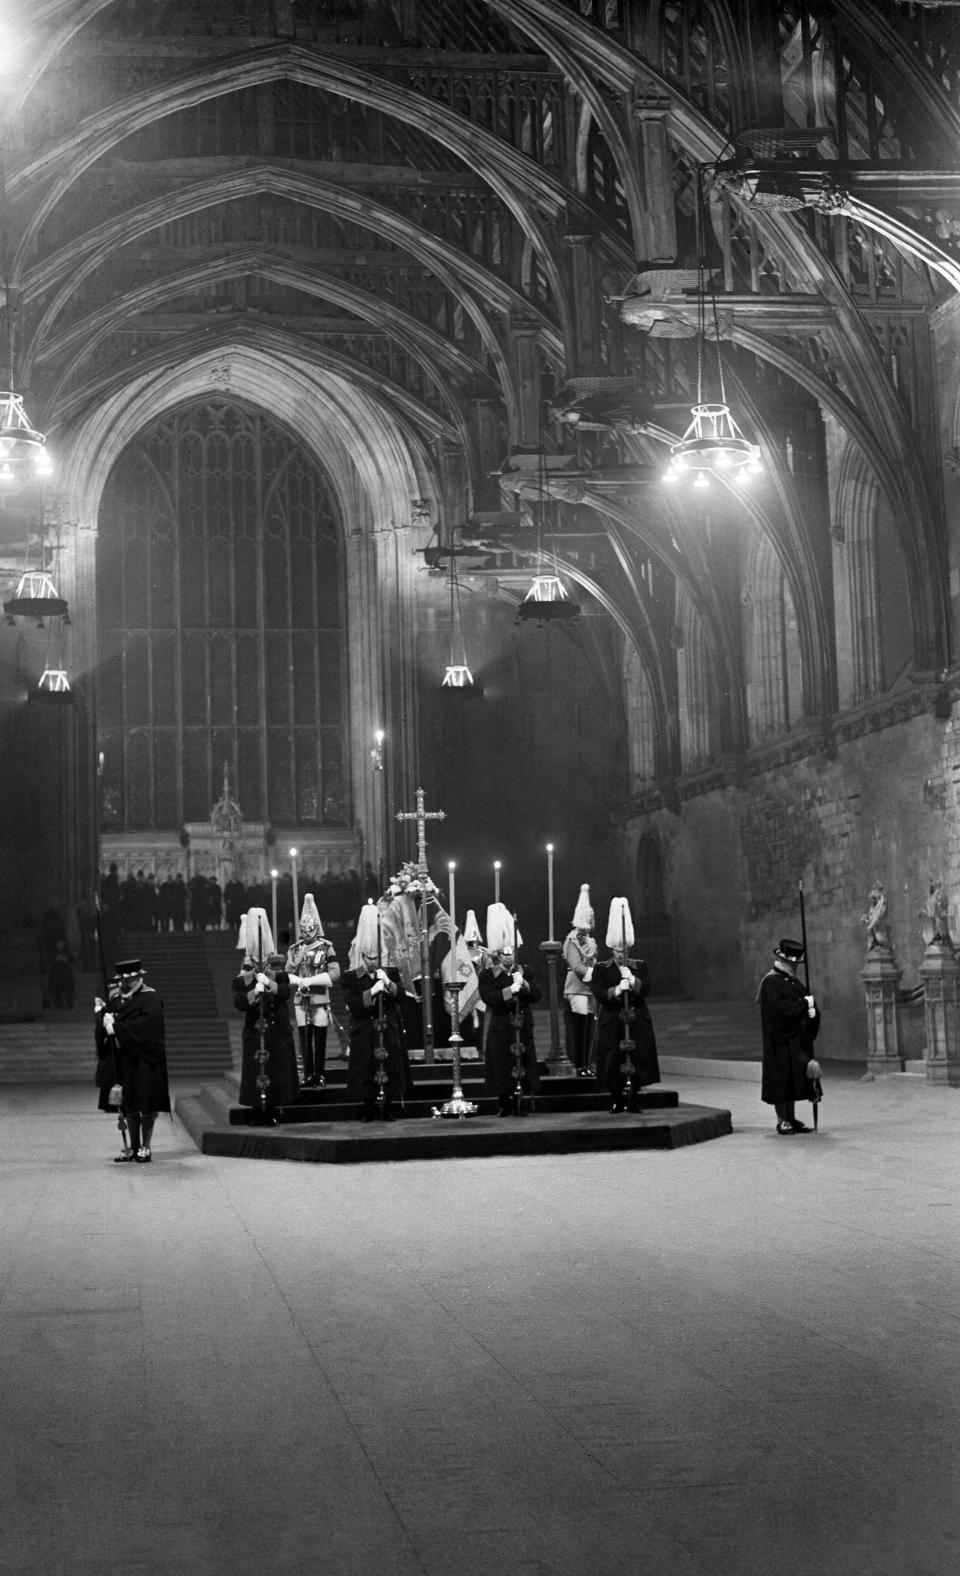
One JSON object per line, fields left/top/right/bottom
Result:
{"left": 919, "top": 879, "right": 952, "bottom": 948}
{"left": 861, "top": 882, "right": 892, "bottom": 953}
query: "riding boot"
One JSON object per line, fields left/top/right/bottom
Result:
{"left": 314, "top": 1025, "right": 327, "bottom": 1084}
{"left": 299, "top": 1025, "right": 315, "bottom": 1086}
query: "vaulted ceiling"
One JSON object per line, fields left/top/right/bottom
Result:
{"left": 5, "top": 0, "right": 960, "bottom": 776}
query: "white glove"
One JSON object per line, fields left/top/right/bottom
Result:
{"left": 510, "top": 982, "right": 522, "bottom": 996}
{"left": 256, "top": 971, "right": 271, "bottom": 988}
{"left": 805, "top": 994, "right": 816, "bottom": 1014}
{"left": 619, "top": 964, "right": 631, "bottom": 979}
{"left": 376, "top": 968, "right": 390, "bottom": 984}
{"left": 616, "top": 980, "right": 630, "bottom": 997}
{"left": 253, "top": 982, "right": 265, "bottom": 996}
{"left": 102, "top": 1012, "right": 115, "bottom": 1035}
{"left": 512, "top": 970, "right": 524, "bottom": 990}
{"left": 369, "top": 979, "right": 385, "bottom": 997}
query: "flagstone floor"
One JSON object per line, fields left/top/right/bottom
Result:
{"left": 2, "top": 1071, "right": 960, "bottom": 1576}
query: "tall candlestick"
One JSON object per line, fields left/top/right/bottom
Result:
{"left": 448, "top": 862, "right": 457, "bottom": 983}
{"left": 494, "top": 860, "right": 501, "bottom": 904}
{"left": 290, "top": 847, "right": 299, "bottom": 940}
{"left": 546, "top": 843, "right": 555, "bottom": 942}
{"left": 270, "top": 868, "right": 278, "bottom": 949}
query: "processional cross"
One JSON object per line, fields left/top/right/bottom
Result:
{"left": 396, "top": 787, "right": 446, "bottom": 1062}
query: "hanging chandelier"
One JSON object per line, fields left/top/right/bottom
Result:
{"left": 0, "top": 391, "right": 52, "bottom": 481}
{"left": 439, "top": 535, "right": 484, "bottom": 698}
{"left": 30, "top": 666, "right": 73, "bottom": 705}
{"left": 516, "top": 442, "right": 581, "bottom": 624}
{"left": 517, "top": 573, "right": 580, "bottom": 623}
{"left": 663, "top": 168, "right": 763, "bottom": 487}
{"left": 4, "top": 569, "right": 68, "bottom": 622}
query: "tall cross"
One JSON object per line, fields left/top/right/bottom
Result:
{"left": 395, "top": 787, "right": 445, "bottom": 1065}
{"left": 396, "top": 786, "right": 445, "bottom": 874}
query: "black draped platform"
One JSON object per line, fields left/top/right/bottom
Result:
{"left": 176, "top": 1065, "right": 732, "bottom": 1164}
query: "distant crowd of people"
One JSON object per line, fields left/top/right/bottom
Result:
{"left": 98, "top": 861, "right": 380, "bottom": 941}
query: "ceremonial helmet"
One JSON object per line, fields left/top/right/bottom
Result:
{"left": 605, "top": 897, "right": 635, "bottom": 950}
{"left": 237, "top": 908, "right": 275, "bottom": 964}
{"left": 350, "top": 900, "right": 382, "bottom": 968}
{"left": 571, "top": 884, "right": 595, "bottom": 931}
{"left": 299, "top": 891, "right": 323, "bottom": 940}
{"left": 486, "top": 902, "right": 520, "bottom": 955}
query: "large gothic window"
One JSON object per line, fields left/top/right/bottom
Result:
{"left": 97, "top": 399, "right": 348, "bottom": 832}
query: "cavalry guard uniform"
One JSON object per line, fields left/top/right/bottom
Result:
{"left": 477, "top": 902, "right": 540, "bottom": 1115}
{"left": 590, "top": 897, "right": 660, "bottom": 1112}
{"left": 342, "top": 902, "right": 411, "bottom": 1121}
{"left": 233, "top": 908, "right": 299, "bottom": 1124}
{"left": 286, "top": 892, "right": 340, "bottom": 1087}
{"left": 562, "top": 883, "right": 598, "bottom": 1077}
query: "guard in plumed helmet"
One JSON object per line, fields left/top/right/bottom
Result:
{"left": 232, "top": 909, "right": 299, "bottom": 1124}
{"left": 462, "top": 908, "right": 487, "bottom": 1051}
{"left": 285, "top": 891, "right": 340, "bottom": 1088}
{"left": 562, "top": 883, "right": 597, "bottom": 1077}
{"left": 342, "top": 902, "right": 411, "bottom": 1122}
{"left": 477, "top": 903, "right": 541, "bottom": 1116}
{"left": 757, "top": 938, "right": 821, "bottom": 1135}
{"left": 590, "top": 897, "right": 660, "bottom": 1112}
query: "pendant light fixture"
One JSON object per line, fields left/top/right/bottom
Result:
{"left": 663, "top": 167, "right": 762, "bottom": 488}
{"left": 439, "top": 531, "right": 483, "bottom": 698}
{"left": 516, "top": 440, "right": 580, "bottom": 624}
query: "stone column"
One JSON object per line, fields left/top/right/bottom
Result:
{"left": 509, "top": 317, "right": 543, "bottom": 450}
{"left": 861, "top": 948, "right": 904, "bottom": 1075}
{"left": 919, "top": 943, "right": 960, "bottom": 1086}
{"left": 563, "top": 230, "right": 602, "bottom": 377}
{"left": 630, "top": 95, "right": 677, "bottom": 263}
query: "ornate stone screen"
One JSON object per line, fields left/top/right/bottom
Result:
{"left": 96, "top": 398, "right": 347, "bottom": 831}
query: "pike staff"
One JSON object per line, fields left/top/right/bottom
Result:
{"left": 799, "top": 879, "right": 823, "bottom": 1131}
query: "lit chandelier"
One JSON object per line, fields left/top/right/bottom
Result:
{"left": 516, "top": 444, "right": 580, "bottom": 624}
{"left": 0, "top": 391, "right": 53, "bottom": 482}
{"left": 518, "top": 573, "right": 580, "bottom": 622}
{"left": 440, "top": 535, "right": 483, "bottom": 698}
{"left": 664, "top": 169, "right": 762, "bottom": 488}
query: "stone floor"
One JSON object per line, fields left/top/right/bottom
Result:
{"left": 2, "top": 1070, "right": 960, "bottom": 1576}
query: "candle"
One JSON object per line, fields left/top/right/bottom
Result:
{"left": 270, "top": 868, "right": 278, "bottom": 948}
{"left": 546, "top": 843, "right": 555, "bottom": 941}
{"left": 494, "top": 860, "right": 501, "bottom": 904}
{"left": 290, "top": 847, "right": 299, "bottom": 940}
{"left": 448, "top": 862, "right": 457, "bottom": 984}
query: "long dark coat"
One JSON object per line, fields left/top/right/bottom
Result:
{"left": 342, "top": 966, "right": 412, "bottom": 1104}
{"left": 478, "top": 963, "right": 541, "bottom": 1098}
{"left": 233, "top": 970, "right": 300, "bottom": 1107}
{"left": 96, "top": 984, "right": 171, "bottom": 1115}
{"left": 591, "top": 955, "right": 660, "bottom": 1093}
{"left": 758, "top": 966, "right": 821, "bottom": 1105}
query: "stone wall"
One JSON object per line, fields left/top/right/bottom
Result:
{"left": 620, "top": 699, "right": 958, "bottom": 1062}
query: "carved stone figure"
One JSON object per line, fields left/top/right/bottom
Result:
{"left": 861, "top": 882, "right": 892, "bottom": 953}
{"left": 919, "top": 880, "right": 952, "bottom": 948}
